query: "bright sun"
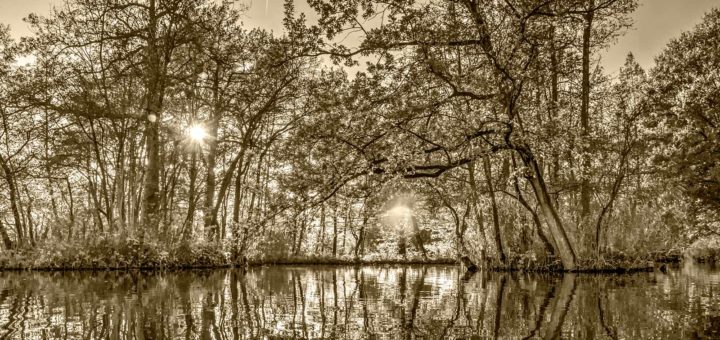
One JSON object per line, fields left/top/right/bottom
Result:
{"left": 188, "top": 125, "right": 207, "bottom": 143}
{"left": 386, "top": 205, "right": 413, "bottom": 226}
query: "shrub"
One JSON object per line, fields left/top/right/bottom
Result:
{"left": 686, "top": 236, "right": 720, "bottom": 263}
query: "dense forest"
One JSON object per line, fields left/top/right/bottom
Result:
{"left": 0, "top": 0, "right": 718, "bottom": 270}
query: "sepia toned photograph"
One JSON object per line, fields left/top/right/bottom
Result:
{"left": 0, "top": 0, "right": 719, "bottom": 338}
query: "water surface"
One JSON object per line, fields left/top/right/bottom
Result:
{"left": 0, "top": 263, "right": 718, "bottom": 339}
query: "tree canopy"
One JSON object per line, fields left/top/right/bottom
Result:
{"left": 0, "top": 0, "right": 717, "bottom": 270}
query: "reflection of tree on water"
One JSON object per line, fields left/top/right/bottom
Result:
{"left": 598, "top": 288, "right": 618, "bottom": 340}
{"left": 0, "top": 265, "right": 717, "bottom": 339}
{"left": 542, "top": 274, "right": 577, "bottom": 339}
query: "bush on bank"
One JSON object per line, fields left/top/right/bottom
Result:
{"left": 0, "top": 234, "right": 706, "bottom": 271}
{"left": 0, "top": 236, "right": 229, "bottom": 270}
{"left": 685, "top": 236, "right": 720, "bottom": 263}
{"left": 0, "top": 236, "right": 458, "bottom": 270}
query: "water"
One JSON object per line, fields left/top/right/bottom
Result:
{"left": 0, "top": 263, "right": 718, "bottom": 339}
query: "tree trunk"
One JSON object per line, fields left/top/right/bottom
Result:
{"left": 512, "top": 155, "right": 556, "bottom": 255}
{"left": 203, "top": 64, "right": 222, "bottom": 233}
{"left": 332, "top": 203, "right": 338, "bottom": 257}
{"left": 580, "top": 0, "right": 595, "bottom": 221}
{"left": 24, "top": 190, "right": 36, "bottom": 247}
{"left": 521, "top": 152, "right": 577, "bottom": 270}
{"left": 65, "top": 177, "right": 75, "bottom": 240}
{"left": 295, "top": 211, "right": 307, "bottom": 256}
{"left": 483, "top": 155, "right": 506, "bottom": 263}
{"left": 596, "top": 173, "right": 625, "bottom": 256}
{"left": 317, "top": 203, "right": 326, "bottom": 254}
{"left": 549, "top": 26, "right": 562, "bottom": 197}
{"left": 0, "top": 155, "right": 24, "bottom": 247}
{"left": 467, "top": 163, "right": 488, "bottom": 258}
{"left": 89, "top": 120, "right": 114, "bottom": 232}
{"left": 88, "top": 177, "right": 104, "bottom": 233}
{"left": 411, "top": 215, "right": 428, "bottom": 260}
{"left": 182, "top": 151, "right": 198, "bottom": 241}
{"left": 208, "top": 150, "right": 245, "bottom": 241}
{"left": 354, "top": 203, "right": 368, "bottom": 259}
{"left": 140, "top": 0, "right": 166, "bottom": 235}
{"left": 113, "top": 122, "right": 128, "bottom": 231}
{"left": 231, "top": 150, "right": 254, "bottom": 231}
{"left": 0, "top": 220, "right": 13, "bottom": 249}
{"left": 44, "top": 112, "right": 60, "bottom": 236}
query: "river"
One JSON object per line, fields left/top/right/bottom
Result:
{"left": 0, "top": 263, "right": 718, "bottom": 339}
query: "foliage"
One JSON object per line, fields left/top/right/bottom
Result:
{"left": 648, "top": 8, "right": 720, "bottom": 228}
{"left": 0, "top": 236, "right": 228, "bottom": 269}
{"left": 0, "top": 0, "right": 718, "bottom": 270}
{"left": 686, "top": 236, "right": 720, "bottom": 263}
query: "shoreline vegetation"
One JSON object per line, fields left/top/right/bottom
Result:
{"left": 0, "top": 238, "right": 692, "bottom": 272}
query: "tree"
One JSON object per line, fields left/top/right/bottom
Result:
{"left": 649, "top": 9, "right": 720, "bottom": 232}
{"left": 284, "top": 0, "right": 629, "bottom": 269}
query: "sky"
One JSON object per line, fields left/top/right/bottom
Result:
{"left": 1, "top": 0, "right": 718, "bottom": 74}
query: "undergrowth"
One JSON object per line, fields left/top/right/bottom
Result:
{"left": 0, "top": 236, "right": 228, "bottom": 270}
{"left": 686, "top": 236, "right": 720, "bottom": 263}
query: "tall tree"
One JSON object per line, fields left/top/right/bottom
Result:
{"left": 649, "top": 9, "right": 720, "bottom": 233}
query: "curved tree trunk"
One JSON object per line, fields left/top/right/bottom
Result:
{"left": 512, "top": 156, "right": 557, "bottom": 256}
{"left": 521, "top": 153, "right": 577, "bottom": 270}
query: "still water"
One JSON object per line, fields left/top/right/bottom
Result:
{"left": 0, "top": 263, "right": 718, "bottom": 339}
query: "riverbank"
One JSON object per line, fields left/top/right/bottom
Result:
{"left": 0, "top": 238, "right": 692, "bottom": 272}
{"left": 686, "top": 236, "right": 720, "bottom": 263}
{"left": 465, "top": 250, "right": 684, "bottom": 274}
{"left": 0, "top": 238, "right": 458, "bottom": 271}
{"left": 252, "top": 255, "right": 455, "bottom": 266}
